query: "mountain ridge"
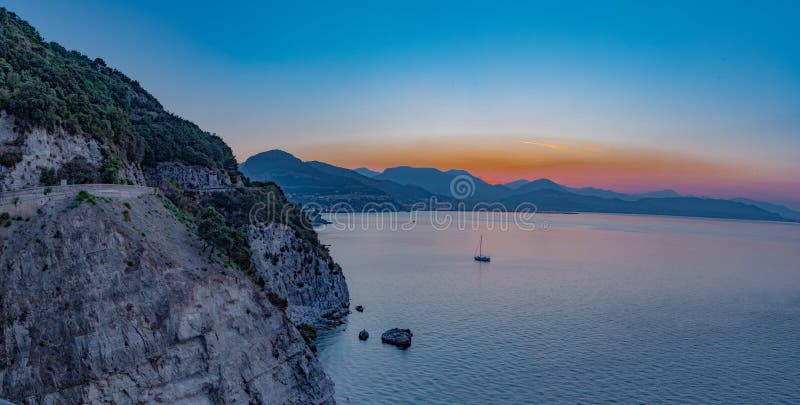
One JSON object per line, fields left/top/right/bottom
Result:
{"left": 240, "top": 149, "right": 796, "bottom": 221}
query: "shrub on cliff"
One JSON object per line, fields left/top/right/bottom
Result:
{"left": 58, "top": 157, "right": 97, "bottom": 185}
{"left": 39, "top": 168, "right": 58, "bottom": 186}
{"left": 0, "top": 150, "right": 22, "bottom": 167}
{"left": 197, "top": 206, "right": 252, "bottom": 273}
{"left": 198, "top": 186, "right": 321, "bottom": 251}
{"left": 101, "top": 154, "right": 121, "bottom": 184}
{"left": 267, "top": 292, "right": 288, "bottom": 310}
{"left": 297, "top": 323, "right": 318, "bottom": 352}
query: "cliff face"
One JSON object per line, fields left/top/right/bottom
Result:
{"left": 248, "top": 224, "right": 350, "bottom": 327}
{"left": 145, "top": 162, "right": 233, "bottom": 190}
{"left": 0, "top": 193, "right": 335, "bottom": 404}
{"left": 0, "top": 113, "right": 145, "bottom": 191}
{"left": 0, "top": 8, "right": 349, "bottom": 403}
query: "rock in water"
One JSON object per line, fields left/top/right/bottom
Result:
{"left": 359, "top": 330, "right": 370, "bottom": 340}
{"left": 381, "top": 328, "right": 413, "bottom": 348}
{"left": 355, "top": 305, "right": 364, "bottom": 312}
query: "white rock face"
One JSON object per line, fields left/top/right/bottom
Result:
{"left": 0, "top": 113, "right": 145, "bottom": 191}
{"left": 249, "top": 224, "right": 350, "bottom": 327}
{"left": 0, "top": 194, "right": 335, "bottom": 404}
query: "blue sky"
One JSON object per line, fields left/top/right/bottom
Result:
{"left": 4, "top": 0, "right": 800, "bottom": 205}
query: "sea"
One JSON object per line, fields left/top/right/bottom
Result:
{"left": 316, "top": 212, "right": 800, "bottom": 404}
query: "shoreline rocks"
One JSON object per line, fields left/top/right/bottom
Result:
{"left": 381, "top": 328, "right": 413, "bottom": 349}
{"left": 358, "top": 329, "right": 370, "bottom": 340}
{"left": 355, "top": 305, "right": 364, "bottom": 312}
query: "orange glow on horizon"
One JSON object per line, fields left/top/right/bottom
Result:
{"left": 265, "top": 136, "right": 799, "bottom": 205}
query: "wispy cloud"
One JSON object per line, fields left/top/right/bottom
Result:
{"left": 519, "top": 140, "right": 592, "bottom": 152}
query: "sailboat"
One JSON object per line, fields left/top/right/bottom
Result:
{"left": 474, "top": 235, "right": 491, "bottom": 262}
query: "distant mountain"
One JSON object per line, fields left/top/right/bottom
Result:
{"left": 506, "top": 180, "right": 682, "bottom": 201}
{"left": 239, "top": 150, "right": 441, "bottom": 209}
{"left": 496, "top": 189, "right": 785, "bottom": 222}
{"left": 375, "top": 166, "right": 512, "bottom": 200}
{"left": 239, "top": 150, "right": 794, "bottom": 221}
{"left": 512, "top": 179, "right": 566, "bottom": 194}
{"left": 731, "top": 198, "right": 800, "bottom": 221}
{"left": 353, "top": 167, "right": 380, "bottom": 177}
{"left": 639, "top": 189, "right": 682, "bottom": 198}
{"left": 306, "top": 161, "right": 440, "bottom": 204}
{"left": 239, "top": 150, "right": 392, "bottom": 207}
{"left": 504, "top": 179, "right": 530, "bottom": 189}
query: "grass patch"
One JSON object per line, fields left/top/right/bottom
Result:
{"left": 159, "top": 195, "right": 192, "bottom": 224}
{"left": 69, "top": 190, "right": 98, "bottom": 208}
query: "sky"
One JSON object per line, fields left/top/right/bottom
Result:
{"left": 4, "top": 0, "right": 800, "bottom": 207}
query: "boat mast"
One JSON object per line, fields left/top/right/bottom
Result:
{"left": 479, "top": 235, "right": 483, "bottom": 257}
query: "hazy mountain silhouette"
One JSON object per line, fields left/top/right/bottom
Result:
{"left": 503, "top": 179, "right": 530, "bottom": 189}
{"left": 239, "top": 149, "right": 793, "bottom": 221}
{"left": 731, "top": 198, "right": 800, "bottom": 221}
{"left": 353, "top": 167, "right": 380, "bottom": 177}
{"left": 239, "top": 150, "right": 392, "bottom": 204}
{"left": 375, "top": 166, "right": 512, "bottom": 200}
{"left": 496, "top": 189, "right": 784, "bottom": 221}
{"left": 239, "top": 150, "right": 443, "bottom": 208}
{"left": 306, "top": 161, "right": 441, "bottom": 204}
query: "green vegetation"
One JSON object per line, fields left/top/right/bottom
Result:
{"left": 1, "top": 212, "right": 9, "bottom": 227}
{"left": 198, "top": 186, "right": 324, "bottom": 254}
{"left": 69, "top": 190, "right": 98, "bottom": 208}
{"left": 159, "top": 195, "right": 192, "bottom": 225}
{"left": 196, "top": 206, "right": 252, "bottom": 272}
{"left": 39, "top": 167, "right": 58, "bottom": 186}
{"left": 0, "top": 8, "right": 237, "bottom": 175}
{"left": 122, "top": 210, "right": 131, "bottom": 221}
{"left": 0, "top": 150, "right": 21, "bottom": 167}
{"left": 3, "top": 11, "right": 331, "bottom": 293}
{"left": 297, "top": 323, "right": 318, "bottom": 352}
{"left": 57, "top": 156, "right": 97, "bottom": 184}
{"left": 267, "top": 292, "right": 288, "bottom": 310}
{"left": 157, "top": 180, "right": 332, "bottom": 286}
{"left": 100, "top": 153, "right": 121, "bottom": 184}
{"left": 123, "top": 201, "right": 131, "bottom": 209}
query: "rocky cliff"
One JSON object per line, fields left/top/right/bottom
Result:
{"left": 0, "top": 113, "right": 145, "bottom": 191}
{"left": 248, "top": 224, "right": 350, "bottom": 327}
{"left": 0, "top": 192, "right": 335, "bottom": 404}
{"left": 145, "top": 162, "right": 233, "bottom": 190}
{"left": 0, "top": 7, "right": 350, "bottom": 403}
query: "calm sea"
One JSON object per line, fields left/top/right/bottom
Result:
{"left": 316, "top": 212, "right": 800, "bottom": 404}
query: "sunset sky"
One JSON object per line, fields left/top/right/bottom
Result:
{"left": 7, "top": 0, "right": 800, "bottom": 207}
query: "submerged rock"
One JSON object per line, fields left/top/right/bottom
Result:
{"left": 358, "top": 329, "right": 370, "bottom": 340}
{"left": 381, "top": 328, "right": 413, "bottom": 348}
{"left": 355, "top": 305, "right": 364, "bottom": 312}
